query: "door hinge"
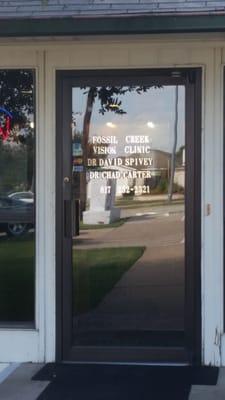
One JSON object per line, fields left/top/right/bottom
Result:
{"left": 187, "top": 70, "right": 196, "bottom": 84}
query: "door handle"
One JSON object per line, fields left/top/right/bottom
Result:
{"left": 64, "top": 200, "right": 71, "bottom": 238}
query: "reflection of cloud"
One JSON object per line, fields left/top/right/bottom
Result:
{"left": 90, "top": 119, "right": 182, "bottom": 156}
{"left": 73, "top": 85, "right": 185, "bottom": 154}
{"left": 106, "top": 122, "right": 117, "bottom": 129}
{"left": 147, "top": 121, "right": 155, "bottom": 128}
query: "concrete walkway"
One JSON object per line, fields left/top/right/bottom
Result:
{"left": 0, "top": 363, "right": 49, "bottom": 400}
{"left": 189, "top": 368, "right": 225, "bottom": 399}
{"left": 0, "top": 363, "right": 223, "bottom": 399}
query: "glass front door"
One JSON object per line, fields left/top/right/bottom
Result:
{"left": 57, "top": 69, "right": 201, "bottom": 363}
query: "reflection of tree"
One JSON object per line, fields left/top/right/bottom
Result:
{"left": 175, "top": 145, "right": 185, "bottom": 167}
{"left": 0, "top": 70, "right": 34, "bottom": 193}
{"left": 81, "top": 86, "right": 154, "bottom": 160}
{"left": 168, "top": 85, "right": 178, "bottom": 201}
{"left": 0, "top": 70, "right": 34, "bottom": 117}
{"left": 79, "top": 85, "right": 160, "bottom": 212}
{"left": 72, "top": 130, "right": 107, "bottom": 160}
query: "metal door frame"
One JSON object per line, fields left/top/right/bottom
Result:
{"left": 56, "top": 68, "right": 202, "bottom": 364}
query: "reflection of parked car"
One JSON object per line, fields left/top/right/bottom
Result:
{"left": 0, "top": 196, "right": 34, "bottom": 237}
{"left": 8, "top": 191, "right": 34, "bottom": 204}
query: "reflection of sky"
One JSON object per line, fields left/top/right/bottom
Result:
{"left": 72, "top": 86, "right": 185, "bottom": 156}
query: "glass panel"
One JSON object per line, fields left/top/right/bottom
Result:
{"left": 72, "top": 84, "right": 185, "bottom": 346}
{"left": 0, "top": 70, "right": 35, "bottom": 325}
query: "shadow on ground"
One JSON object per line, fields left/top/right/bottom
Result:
{"left": 33, "top": 364, "right": 218, "bottom": 400}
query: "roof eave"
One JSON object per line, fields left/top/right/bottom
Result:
{"left": 1, "top": 14, "right": 225, "bottom": 37}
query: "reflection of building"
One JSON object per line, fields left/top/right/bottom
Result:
{"left": 174, "top": 146, "right": 185, "bottom": 189}
{"left": 109, "top": 150, "right": 184, "bottom": 195}
{"left": 174, "top": 167, "right": 185, "bottom": 188}
{"left": 145, "top": 149, "right": 170, "bottom": 191}
{"left": 90, "top": 165, "right": 136, "bottom": 197}
{"left": 84, "top": 177, "right": 120, "bottom": 224}
{"left": 148, "top": 149, "right": 185, "bottom": 192}
{"left": 150, "top": 149, "right": 170, "bottom": 170}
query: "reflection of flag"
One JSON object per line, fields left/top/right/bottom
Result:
{"left": 73, "top": 157, "right": 83, "bottom": 166}
{"left": 73, "top": 142, "right": 83, "bottom": 156}
{"left": 0, "top": 108, "right": 13, "bottom": 141}
{"left": 73, "top": 166, "right": 84, "bottom": 172}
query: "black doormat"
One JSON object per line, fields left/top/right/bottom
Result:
{"left": 33, "top": 363, "right": 218, "bottom": 400}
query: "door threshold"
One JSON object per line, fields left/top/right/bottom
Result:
{"left": 62, "top": 361, "right": 190, "bottom": 366}
{"left": 66, "top": 346, "right": 189, "bottom": 364}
